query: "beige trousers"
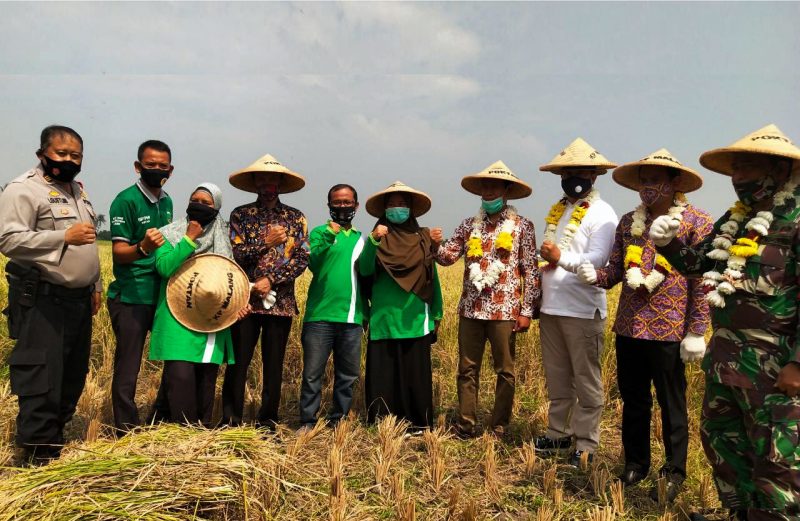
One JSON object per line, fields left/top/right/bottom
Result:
{"left": 540, "top": 311, "right": 605, "bottom": 452}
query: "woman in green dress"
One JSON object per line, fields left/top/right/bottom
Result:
{"left": 361, "top": 182, "right": 443, "bottom": 430}
{"left": 149, "top": 183, "right": 249, "bottom": 426}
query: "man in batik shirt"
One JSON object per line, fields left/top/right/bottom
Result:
{"left": 222, "top": 154, "right": 310, "bottom": 429}
{"left": 433, "top": 160, "right": 540, "bottom": 439}
{"left": 650, "top": 125, "right": 800, "bottom": 521}
{"left": 577, "top": 149, "right": 713, "bottom": 502}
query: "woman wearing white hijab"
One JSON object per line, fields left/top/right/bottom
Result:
{"left": 149, "top": 183, "right": 248, "bottom": 426}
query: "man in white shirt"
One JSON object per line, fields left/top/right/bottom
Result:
{"left": 535, "top": 138, "right": 619, "bottom": 467}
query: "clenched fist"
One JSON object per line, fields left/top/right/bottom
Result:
{"left": 266, "top": 225, "right": 288, "bottom": 248}
{"left": 430, "top": 227, "right": 443, "bottom": 245}
{"left": 65, "top": 222, "right": 96, "bottom": 245}
{"left": 539, "top": 240, "right": 561, "bottom": 264}
{"left": 649, "top": 215, "right": 681, "bottom": 247}
{"left": 141, "top": 227, "right": 165, "bottom": 252}
{"left": 186, "top": 220, "right": 203, "bottom": 241}
{"left": 252, "top": 277, "right": 272, "bottom": 298}
{"left": 329, "top": 221, "right": 341, "bottom": 234}
{"left": 372, "top": 224, "right": 389, "bottom": 240}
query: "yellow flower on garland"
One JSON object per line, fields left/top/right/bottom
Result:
{"left": 729, "top": 237, "right": 759, "bottom": 258}
{"left": 731, "top": 201, "right": 751, "bottom": 216}
{"left": 495, "top": 231, "right": 513, "bottom": 251}
{"left": 655, "top": 254, "right": 673, "bottom": 273}
{"left": 568, "top": 205, "right": 589, "bottom": 227}
{"left": 545, "top": 201, "right": 567, "bottom": 225}
{"left": 624, "top": 245, "right": 643, "bottom": 268}
{"left": 466, "top": 236, "right": 484, "bottom": 259}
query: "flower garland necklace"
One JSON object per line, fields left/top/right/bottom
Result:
{"left": 701, "top": 171, "right": 800, "bottom": 307}
{"left": 466, "top": 205, "right": 517, "bottom": 291}
{"left": 624, "top": 193, "right": 687, "bottom": 292}
{"left": 539, "top": 190, "right": 600, "bottom": 269}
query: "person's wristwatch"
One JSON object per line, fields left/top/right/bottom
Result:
{"left": 136, "top": 242, "right": 150, "bottom": 257}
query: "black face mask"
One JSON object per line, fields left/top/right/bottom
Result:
{"left": 329, "top": 204, "right": 356, "bottom": 225}
{"left": 561, "top": 175, "right": 593, "bottom": 199}
{"left": 186, "top": 202, "right": 218, "bottom": 226}
{"left": 139, "top": 166, "right": 171, "bottom": 188}
{"left": 41, "top": 156, "right": 81, "bottom": 183}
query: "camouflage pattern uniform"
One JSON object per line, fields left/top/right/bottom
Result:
{"left": 660, "top": 191, "right": 800, "bottom": 521}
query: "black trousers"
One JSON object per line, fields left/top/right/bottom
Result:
{"left": 108, "top": 297, "right": 170, "bottom": 432}
{"left": 5, "top": 280, "right": 92, "bottom": 449}
{"left": 164, "top": 361, "right": 218, "bottom": 427}
{"left": 365, "top": 335, "right": 434, "bottom": 429}
{"left": 221, "top": 314, "right": 293, "bottom": 426}
{"left": 616, "top": 334, "right": 689, "bottom": 477}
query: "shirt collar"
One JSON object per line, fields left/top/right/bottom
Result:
{"left": 136, "top": 179, "right": 168, "bottom": 204}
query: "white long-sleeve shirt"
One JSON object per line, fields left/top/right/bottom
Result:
{"left": 540, "top": 193, "right": 617, "bottom": 319}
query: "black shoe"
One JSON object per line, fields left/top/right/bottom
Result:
{"left": 568, "top": 450, "right": 594, "bottom": 468}
{"left": 19, "top": 445, "right": 61, "bottom": 467}
{"left": 450, "top": 424, "right": 476, "bottom": 440}
{"left": 649, "top": 473, "right": 684, "bottom": 503}
{"left": 533, "top": 435, "right": 572, "bottom": 455}
{"left": 618, "top": 468, "right": 648, "bottom": 487}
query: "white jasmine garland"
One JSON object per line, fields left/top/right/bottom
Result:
{"left": 624, "top": 195, "right": 686, "bottom": 292}
{"left": 468, "top": 206, "right": 517, "bottom": 291}
{"left": 698, "top": 172, "right": 800, "bottom": 307}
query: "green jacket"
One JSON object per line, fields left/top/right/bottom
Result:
{"left": 359, "top": 234, "right": 443, "bottom": 341}
{"left": 148, "top": 236, "right": 235, "bottom": 365}
{"left": 304, "top": 223, "right": 367, "bottom": 325}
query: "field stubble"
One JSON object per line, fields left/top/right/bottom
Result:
{"left": 0, "top": 244, "right": 716, "bottom": 520}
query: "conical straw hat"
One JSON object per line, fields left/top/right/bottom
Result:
{"left": 539, "top": 137, "right": 617, "bottom": 173}
{"left": 461, "top": 160, "right": 532, "bottom": 200}
{"left": 166, "top": 254, "right": 251, "bottom": 333}
{"left": 613, "top": 148, "right": 703, "bottom": 193}
{"left": 365, "top": 181, "right": 432, "bottom": 218}
{"left": 229, "top": 154, "right": 306, "bottom": 193}
{"left": 700, "top": 124, "right": 800, "bottom": 176}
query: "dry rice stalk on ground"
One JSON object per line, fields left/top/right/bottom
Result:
{"left": 608, "top": 479, "right": 625, "bottom": 515}
{"left": 422, "top": 426, "right": 448, "bottom": 493}
{"left": 328, "top": 444, "right": 346, "bottom": 521}
{"left": 585, "top": 505, "right": 616, "bottom": 521}
{"left": 373, "top": 415, "right": 406, "bottom": 491}
{"left": 0, "top": 425, "right": 319, "bottom": 521}
{"left": 518, "top": 440, "right": 538, "bottom": 478}
{"left": 481, "top": 433, "right": 501, "bottom": 504}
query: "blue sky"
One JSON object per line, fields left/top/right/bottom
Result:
{"left": 2, "top": 1, "right": 799, "bottom": 233}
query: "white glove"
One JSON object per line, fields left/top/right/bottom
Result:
{"left": 680, "top": 332, "right": 706, "bottom": 363}
{"left": 263, "top": 290, "right": 277, "bottom": 310}
{"left": 576, "top": 261, "right": 598, "bottom": 285}
{"left": 649, "top": 215, "right": 681, "bottom": 247}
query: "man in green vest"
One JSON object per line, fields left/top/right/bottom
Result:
{"left": 298, "top": 184, "right": 367, "bottom": 429}
{"left": 107, "top": 140, "right": 174, "bottom": 433}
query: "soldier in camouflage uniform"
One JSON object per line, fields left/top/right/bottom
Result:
{"left": 650, "top": 124, "right": 800, "bottom": 521}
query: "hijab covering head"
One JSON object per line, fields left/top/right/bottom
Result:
{"left": 373, "top": 192, "right": 435, "bottom": 303}
{"left": 160, "top": 182, "right": 233, "bottom": 258}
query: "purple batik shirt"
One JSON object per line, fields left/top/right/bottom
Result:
{"left": 595, "top": 203, "right": 714, "bottom": 342}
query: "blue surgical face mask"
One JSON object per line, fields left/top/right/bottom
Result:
{"left": 481, "top": 196, "right": 504, "bottom": 215}
{"left": 385, "top": 207, "right": 410, "bottom": 224}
